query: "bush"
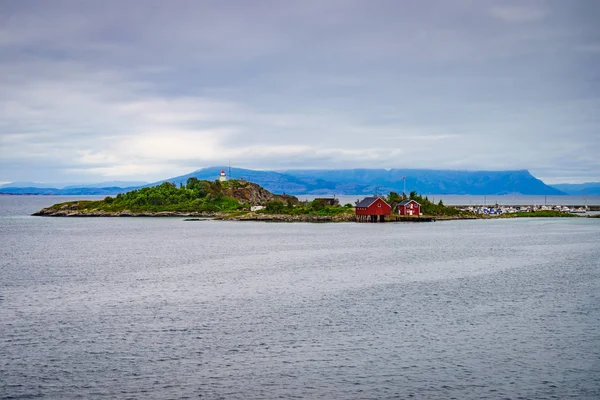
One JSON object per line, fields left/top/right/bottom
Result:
{"left": 310, "top": 199, "right": 326, "bottom": 211}
{"left": 265, "top": 200, "right": 285, "bottom": 213}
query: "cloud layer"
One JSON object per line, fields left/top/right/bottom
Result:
{"left": 1, "top": 0, "right": 599, "bottom": 183}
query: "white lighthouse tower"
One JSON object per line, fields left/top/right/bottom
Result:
{"left": 219, "top": 169, "right": 227, "bottom": 182}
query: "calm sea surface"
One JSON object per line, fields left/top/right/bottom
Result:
{"left": 1, "top": 196, "right": 600, "bottom": 399}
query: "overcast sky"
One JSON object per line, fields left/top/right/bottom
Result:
{"left": 1, "top": 0, "right": 599, "bottom": 184}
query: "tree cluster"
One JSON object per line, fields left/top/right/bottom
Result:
{"left": 97, "top": 179, "right": 246, "bottom": 212}
{"left": 406, "top": 191, "right": 461, "bottom": 216}
{"left": 262, "top": 198, "right": 352, "bottom": 216}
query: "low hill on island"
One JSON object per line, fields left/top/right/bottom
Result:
{"left": 34, "top": 179, "right": 299, "bottom": 217}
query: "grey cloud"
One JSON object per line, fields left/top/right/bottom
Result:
{"left": 0, "top": 0, "right": 599, "bottom": 183}
{"left": 490, "top": 4, "right": 548, "bottom": 23}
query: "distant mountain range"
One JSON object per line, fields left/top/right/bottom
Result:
{"left": 549, "top": 182, "right": 600, "bottom": 196}
{"left": 0, "top": 186, "right": 141, "bottom": 196}
{"left": 0, "top": 167, "right": 566, "bottom": 195}
{"left": 163, "top": 167, "right": 565, "bottom": 195}
{"left": 0, "top": 180, "right": 148, "bottom": 190}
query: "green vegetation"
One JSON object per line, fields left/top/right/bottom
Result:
{"left": 386, "top": 191, "right": 403, "bottom": 206}
{"left": 48, "top": 179, "right": 250, "bottom": 213}
{"left": 386, "top": 190, "right": 470, "bottom": 217}
{"left": 261, "top": 198, "right": 353, "bottom": 216}
{"left": 43, "top": 180, "right": 355, "bottom": 217}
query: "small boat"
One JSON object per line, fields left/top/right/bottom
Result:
{"left": 570, "top": 207, "right": 588, "bottom": 214}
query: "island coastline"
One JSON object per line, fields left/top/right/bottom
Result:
{"left": 31, "top": 178, "right": 590, "bottom": 222}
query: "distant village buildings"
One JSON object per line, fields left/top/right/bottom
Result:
{"left": 313, "top": 198, "right": 339, "bottom": 207}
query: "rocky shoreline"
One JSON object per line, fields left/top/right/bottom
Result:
{"left": 230, "top": 212, "right": 355, "bottom": 222}
{"left": 32, "top": 207, "right": 356, "bottom": 222}
{"left": 33, "top": 208, "right": 217, "bottom": 218}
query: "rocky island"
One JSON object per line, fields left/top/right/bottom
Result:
{"left": 32, "top": 178, "right": 357, "bottom": 221}
{"left": 33, "top": 178, "right": 582, "bottom": 221}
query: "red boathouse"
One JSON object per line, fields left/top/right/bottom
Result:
{"left": 398, "top": 199, "right": 421, "bottom": 216}
{"left": 355, "top": 197, "right": 391, "bottom": 222}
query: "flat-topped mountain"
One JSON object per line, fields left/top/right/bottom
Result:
{"left": 4, "top": 167, "right": 566, "bottom": 196}
{"left": 161, "top": 167, "right": 565, "bottom": 196}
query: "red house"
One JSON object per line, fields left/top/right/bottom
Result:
{"left": 398, "top": 199, "right": 421, "bottom": 216}
{"left": 355, "top": 196, "right": 391, "bottom": 222}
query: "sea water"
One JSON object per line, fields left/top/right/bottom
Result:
{"left": 1, "top": 196, "right": 599, "bottom": 399}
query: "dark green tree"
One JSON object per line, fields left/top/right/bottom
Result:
{"left": 387, "top": 191, "right": 402, "bottom": 207}
{"left": 265, "top": 200, "right": 285, "bottom": 213}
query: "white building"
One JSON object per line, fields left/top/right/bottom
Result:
{"left": 219, "top": 169, "right": 227, "bottom": 182}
